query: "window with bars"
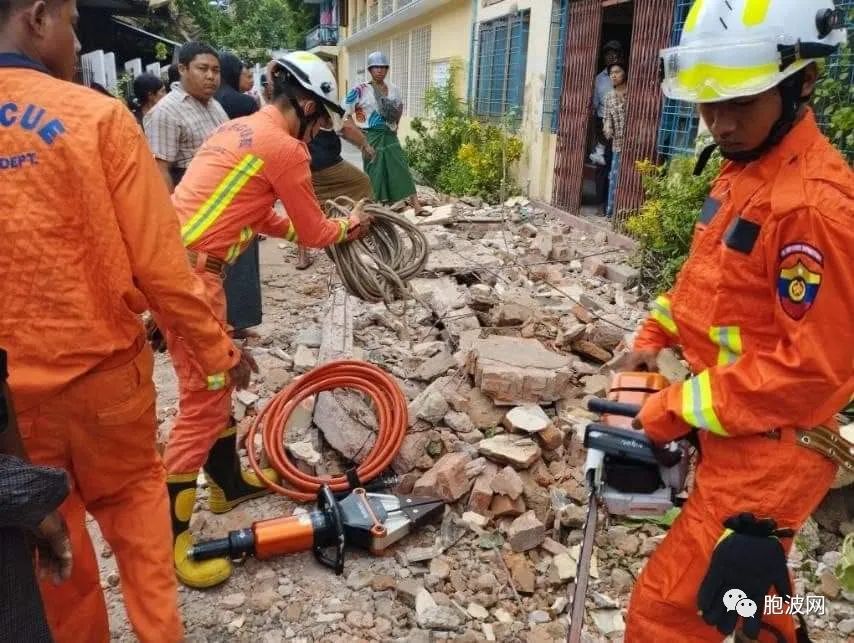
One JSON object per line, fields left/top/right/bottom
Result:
{"left": 392, "top": 33, "right": 410, "bottom": 109}
{"left": 409, "top": 26, "right": 431, "bottom": 117}
{"left": 656, "top": 0, "right": 700, "bottom": 158}
{"left": 474, "top": 11, "right": 531, "bottom": 119}
{"left": 348, "top": 47, "right": 365, "bottom": 88}
{"left": 381, "top": 0, "right": 393, "bottom": 19}
{"left": 542, "top": 0, "right": 569, "bottom": 133}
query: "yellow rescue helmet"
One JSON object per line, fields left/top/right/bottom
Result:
{"left": 660, "top": 0, "right": 847, "bottom": 103}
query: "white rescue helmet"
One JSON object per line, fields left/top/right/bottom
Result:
{"left": 660, "top": 0, "right": 846, "bottom": 103}
{"left": 274, "top": 51, "right": 345, "bottom": 125}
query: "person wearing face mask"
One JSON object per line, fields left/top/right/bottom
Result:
{"left": 161, "top": 51, "right": 374, "bottom": 590}
{"left": 601, "top": 61, "right": 627, "bottom": 219}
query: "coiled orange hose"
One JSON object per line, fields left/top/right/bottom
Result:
{"left": 246, "top": 360, "right": 408, "bottom": 502}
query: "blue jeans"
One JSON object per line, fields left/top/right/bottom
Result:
{"left": 607, "top": 151, "right": 621, "bottom": 218}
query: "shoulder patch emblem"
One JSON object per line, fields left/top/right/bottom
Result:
{"left": 777, "top": 242, "right": 823, "bottom": 320}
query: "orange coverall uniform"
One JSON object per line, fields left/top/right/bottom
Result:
{"left": 626, "top": 110, "right": 853, "bottom": 641}
{"left": 165, "top": 104, "right": 355, "bottom": 476}
{"left": 0, "top": 55, "right": 238, "bottom": 643}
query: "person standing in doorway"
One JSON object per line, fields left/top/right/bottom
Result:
{"left": 216, "top": 51, "right": 264, "bottom": 338}
{"left": 145, "top": 42, "right": 227, "bottom": 191}
{"left": 602, "top": 62, "right": 627, "bottom": 219}
{"left": 591, "top": 40, "right": 624, "bottom": 210}
{"left": 344, "top": 51, "right": 420, "bottom": 209}
{"left": 591, "top": 40, "right": 624, "bottom": 164}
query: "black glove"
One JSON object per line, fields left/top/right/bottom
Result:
{"left": 144, "top": 316, "right": 167, "bottom": 353}
{"left": 697, "top": 513, "right": 794, "bottom": 639}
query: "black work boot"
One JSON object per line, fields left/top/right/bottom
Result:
{"left": 203, "top": 427, "right": 278, "bottom": 514}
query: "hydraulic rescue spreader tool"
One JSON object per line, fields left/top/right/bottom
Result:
{"left": 567, "top": 372, "right": 691, "bottom": 643}
{"left": 189, "top": 486, "right": 445, "bottom": 574}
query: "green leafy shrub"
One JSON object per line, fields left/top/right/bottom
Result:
{"left": 626, "top": 151, "right": 722, "bottom": 296}
{"left": 404, "top": 62, "right": 523, "bottom": 203}
{"left": 814, "top": 34, "right": 854, "bottom": 161}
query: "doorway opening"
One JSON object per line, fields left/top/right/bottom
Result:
{"left": 580, "top": 1, "right": 633, "bottom": 216}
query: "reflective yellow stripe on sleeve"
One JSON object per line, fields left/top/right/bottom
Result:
{"left": 709, "top": 326, "right": 743, "bottom": 366}
{"left": 181, "top": 155, "right": 265, "bottom": 246}
{"left": 650, "top": 295, "right": 678, "bottom": 337}
{"left": 336, "top": 219, "right": 349, "bottom": 243}
{"left": 284, "top": 223, "right": 297, "bottom": 243}
{"left": 206, "top": 373, "right": 228, "bottom": 391}
{"left": 681, "top": 370, "right": 727, "bottom": 436}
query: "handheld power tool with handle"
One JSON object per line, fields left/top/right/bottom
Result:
{"left": 568, "top": 372, "right": 689, "bottom": 643}
{"left": 189, "top": 486, "right": 445, "bottom": 575}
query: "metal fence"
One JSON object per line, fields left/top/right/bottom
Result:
{"left": 542, "top": 0, "right": 569, "bottom": 133}
{"left": 473, "top": 10, "right": 531, "bottom": 119}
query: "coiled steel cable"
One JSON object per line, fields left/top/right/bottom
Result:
{"left": 323, "top": 197, "right": 429, "bottom": 304}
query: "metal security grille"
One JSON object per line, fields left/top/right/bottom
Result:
{"left": 392, "top": 34, "right": 411, "bottom": 107}
{"left": 349, "top": 47, "right": 366, "bottom": 87}
{"left": 357, "top": 10, "right": 366, "bottom": 32}
{"left": 409, "top": 26, "right": 432, "bottom": 117}
{"left": 381, "top": 0, "right": 393, "bottom": 19}
{"left": 552, "top": 0, "right": 601, "bottom": 213}
{"left": 368, "top": 0, "right": 377, "bottom": 25}
{"left": 614, "top": 0, "right": 677, "bottom": 223}
{"left": 656, "top": 0, "right": 699, "bottom": 158}
{"left": 474, "top": 11, "right": 530, "bottom": 118}
{"left": 817, "top": 0, "right": 853, "bottom": 159}
{"left": 542, "top": 0, "right": 569, "bottom": 133}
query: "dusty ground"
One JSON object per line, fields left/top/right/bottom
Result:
{"left": 88, "top": 201, "right": 852, "bottom": 642}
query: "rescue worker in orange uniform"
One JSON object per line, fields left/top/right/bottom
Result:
{"left": 163, "top": 51, "right": 373, "bottom": 589}
{"left": 622, "top": 1, "right": 852, "bottom": 641}
{"left": 0, "top": 1, "right": 252, "bottom": 641}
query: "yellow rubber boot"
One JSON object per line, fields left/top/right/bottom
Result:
{"left": 203, "top": 427, "right": 279, "bottom": 514}
{"left": 167, "top": 474, "right": 232, "bottom": 588}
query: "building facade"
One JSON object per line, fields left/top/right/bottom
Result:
{"left": 331, "top": 0, "right": 851, "bottom": 214}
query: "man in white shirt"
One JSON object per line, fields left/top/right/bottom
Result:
{"left": 590, "top": 40, "right": 624, "bottom": 166}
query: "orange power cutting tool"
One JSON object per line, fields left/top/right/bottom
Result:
{"left": 188, "top": 486, "right": 445, "bottom": 574}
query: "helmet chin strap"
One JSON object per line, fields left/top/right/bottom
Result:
{"left": 720, "top": 69, "right": 809, "bottom": 163}
{"left": 283, "top": 83, "right": 320, "bottom": 140}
